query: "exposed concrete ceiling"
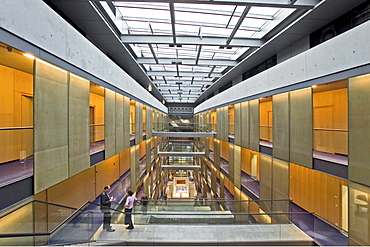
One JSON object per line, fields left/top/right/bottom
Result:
{"left": 45, "top": 0, "right": 367, "bottom": 106}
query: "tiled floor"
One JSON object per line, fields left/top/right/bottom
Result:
{"left": 313, "top": 150, "right": 348, "bottom": 165}
{"left": 93, "top": 223, "right": 313, "bottom": 245}
{"left": 0, "top": 157, "right": 33, "bottom": 187}
{"left": 241, "top": 171, "right": 260, "bottom": 196}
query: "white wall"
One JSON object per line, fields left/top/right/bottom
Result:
{"left": 195, "top": 20, "right": 370, "bottom": 114}
{"left": 0, "top": 0, "right": 167, "bottom": 113}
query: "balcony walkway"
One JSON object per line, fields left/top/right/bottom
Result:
{"left": 93, "top": 223, "right": 314, "bottom": 246}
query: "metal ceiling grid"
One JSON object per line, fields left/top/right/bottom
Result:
{"left": 113, "top": 0, "right": 318, "bottom": 103}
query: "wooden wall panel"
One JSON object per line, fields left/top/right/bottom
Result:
{"left": 259, "top": 100, "right": 272, "bottom": 142}
{"left": 130, "top": 101, "right": 135, "bottom": 133}
{"left": 249, "top": 99, "right": 260, "bottom": 152}
{"left": 229, "top": 106, "right": 234, "bottom": 135}
{"left": 47, "top": 168, "right": 95, "bottom": 208}
{"left": 34, "top": 59, "right": 68, "bottom": 193}
{"left": 139, "top": 140, "right": 146, "bottom": 159}
{"left": 115, "top": 93, "right": 124, "bottom": 153}
{"left": 68, "top": 74, "right": 90, "bottom": 177}
{"left": 211, "top": 110, "right": 217, "bottom": 131}
{"left": 89, "top": 92, "right": 104, "bottom": 142}
{"left": 209, "top": 137, "right": 215, "bottom": 151}
{"left": 0, "top": 65, "right": 33, "bottom": 163}
{"left": 289, "top": 163, "right": 347, "bottom": 227}
{"left": 220, "top": 140, "right": 229, "bottom": 161}
{"left": 349, "top": 74, "right": 370, "bottom": 186}
{"left": 289, "top": 88, "right": 313, "bottom": 168}
{"left": 241, "top": 147, "right": 251, "bottom": 174}
{"left": 95, "top": 154, "right": 120, "bottom": 196}
{"left": 273, "top": 92, "right": 290, "bottom": 161}
{"left": 104, "top": 89, "right": 116, "bottom": 159}
{"left": 313, "top": 88, "right": 348, "bottom": 155}
{"left": 119, "top": 149, "right": 130, "bottom": 176}
{"left": 234, "top": 145, "right": 241, "bottom": 189}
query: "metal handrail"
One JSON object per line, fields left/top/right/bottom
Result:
{"left": 313, "top": 128, "right": 348, "bottom": 132}
{"left": 0, "top": 199, "right": 77, "bottom": 220}
{"left": 0, "top": 200, "right": 124, "bottom": 239}
{"left": 0, "top": 126, "right": 33, "bottom": 130}
{"left": 312, "top": 212, "right": 347, "bottom": 233}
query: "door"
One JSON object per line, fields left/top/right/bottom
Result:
{"left": 251, "top": 153, "right": 258, "bottom": 179}
{"left": 21, "top": 95, "right": 33, "bottom": 159}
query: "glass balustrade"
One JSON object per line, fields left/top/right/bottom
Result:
{"left": 153, "top": 123, "right": 213, "bottom": 132}
{"left": 90, "top": 124, "right": 105, "bottom": 154}
{"left": 0, "top": 127, "right": 34, "bottom": 187}
{"left": 0, "top": 198, "right": 347, "bottom": 246}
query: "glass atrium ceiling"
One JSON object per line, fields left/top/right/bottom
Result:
{"left": 112, "top": 1, "right": 314, "bottom": 103}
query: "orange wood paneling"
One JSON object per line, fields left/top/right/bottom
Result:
{"left": 241, "top": 147, "right": 251, "bottom": 174}
{"left": 139, "top": 140, "right": 146, "bottom": 159}
{"left": 95, "top": 154, "right": 120, "bottom": 195}
{"left": 289, "top": 163, "right": 347, "bottom": 228}
{"left": 220, "top": 140, "right": 229, "bottom": 161}
{"left": 119, "top": 149, "right": 130, "bottom": 176}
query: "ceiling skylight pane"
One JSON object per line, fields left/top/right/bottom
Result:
{"left": 249, "top": 6, "right": 281, "bottom": 17}
{"left": 150, "top": 22, "right": 172, "bottom": 35}
{"left": 234, "top": 29, "right": 256, "bottom": 38}
{"left": 175, "top": 24, "right": 199, "bottom": 36}
{"left": 164, "top": 65, "right": 176, "bottom": 71}
{"left": 175, "top": 3, "right": 235, "bottom": 15}
{"left": 150, "top": 65, "right": 164, "bottom": 71}
{"left": 122, "top": 8, "right": 170, "bottom": 21}
{"left": 129, "top": 44, "right": 142, "bottom": 57}
{"left": 241, "top": 18, "right": 267, "bottom": 29}
{"left": 200, "top": 26, "right": 231, "bottom": 37}
{"left": 175, "top": 11, "right": 229, "bottom": 27}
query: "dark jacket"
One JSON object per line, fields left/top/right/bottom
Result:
{"left": 141, "top": 196, "right": 149, "bottom": 206}
{"left": 101, "top": 191, "right": 111, "bottom": 212}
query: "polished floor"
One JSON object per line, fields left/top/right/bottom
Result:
{"left": 93, "top": 223, "right": 313, "bottom": 245}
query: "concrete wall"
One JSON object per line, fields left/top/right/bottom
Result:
{"left": 195, "top": 20, "right": 370, "bottom": 114}
{"left": 0, "top": 0, "right": 166, "bottom": 113}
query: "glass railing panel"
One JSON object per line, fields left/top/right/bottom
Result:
{"left": 229, "top": 124, "right": 235, "bottom": 136}
{"left": 90, "top": 124, "right": 105, "bottom": 154}
{"left": 153, "top": 123, "right": 215, "bottom": 133}
{"left": 0, "top": 127, "right": 34, "bottom": 187}
{"left": 313, "top": 128, "right": 348, "bottom": 164}
{"left": 260, "top": 126, "right": 273, "bottom": 143}
{"left": 48, "top": 211, "right": 92, "bottom": 245}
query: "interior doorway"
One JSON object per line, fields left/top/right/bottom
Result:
{"left": 341, "top": 184, "right": 348, "bottom": 232}
{"left": 251, "top": 153, "right": 258, "bottom": 179}
{"left": 21, "top": 95, "right": 33, "bottom": 159}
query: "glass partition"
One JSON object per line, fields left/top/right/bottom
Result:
{"left": 89, "top": 82, "right": 105, "bottom": 154}
{"left": 3, "top": 198, "right": 348, "bottom": 246}
{"left": 0, "top": 42, "right": 34, "bottom": 188}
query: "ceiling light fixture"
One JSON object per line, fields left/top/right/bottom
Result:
{"left": 23, "top": 53, "right": 35, "bottom": 59}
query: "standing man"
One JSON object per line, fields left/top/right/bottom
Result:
{"left": 124, "top": 190, "right": 137, "bottom": 229}
{"left": 140, "top": 193, "right": 149, "bottom": 215}
{"left": 101, "top": 185, "right": 115, "bottom": 232}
